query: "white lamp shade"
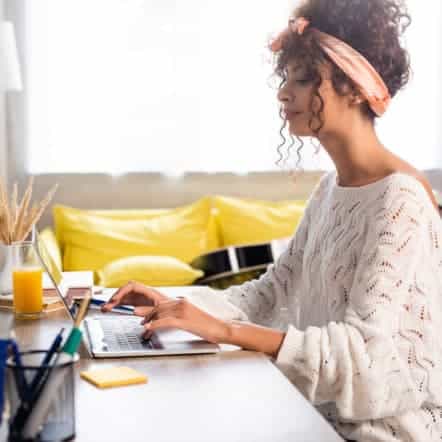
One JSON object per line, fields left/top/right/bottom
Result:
{"left": 0, "top": 21, "right": 22, "bottom": 91}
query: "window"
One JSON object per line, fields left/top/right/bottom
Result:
{"left": 22, "top": 1, "right": 442, "bottom": 175}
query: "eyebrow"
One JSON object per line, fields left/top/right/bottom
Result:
{"left": 287, "top": 64, "right": 305, "bottom": 74}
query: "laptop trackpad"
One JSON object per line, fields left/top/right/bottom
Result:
{"left": 154, "top": 329, "right": 211, "bottom": 350}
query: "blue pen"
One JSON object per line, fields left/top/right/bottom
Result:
{"left": 10, "top": 340, "right": 29, "bottom": 401}
{"left": 0, "top": 316, "right": 13, "bottom": 425}
{"left": 0, "top": 340, "right": 9, "bottom": 426}
{"left": 27, "top": 328, "right": 65, "bottom": 400}
{"left": 90, "top": 297, "right": 134, "bottom": 313}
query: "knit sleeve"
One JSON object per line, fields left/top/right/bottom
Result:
{"left": 186, "top": 173, "right": 329, "bottom": 327}
{"left": 186, "top": 202, "right": 310, "bottom": 327}
{"left": 275, "top": 186, "right": 434, "bottom": 420}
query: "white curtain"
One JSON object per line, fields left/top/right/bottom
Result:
{"left": 24, "top": 0, "right": 442, "bottom": 175}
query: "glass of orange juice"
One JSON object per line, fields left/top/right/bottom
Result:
{"left": 11, "top": 242, "right": 44, "bottom": 319}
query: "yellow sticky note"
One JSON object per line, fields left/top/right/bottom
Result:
{"left": 80, "top": 366, "right": 148, "bottom": 388}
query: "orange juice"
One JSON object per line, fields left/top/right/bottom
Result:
{"left": 13, "top": 266, "right": 43, "bottom": 317}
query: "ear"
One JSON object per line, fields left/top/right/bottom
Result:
{"left": 349, "top": 91, "right": 364, "bottom": 106}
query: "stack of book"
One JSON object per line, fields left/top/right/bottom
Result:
{"left": 0, "top": 270, "right": 93, "bottom": 312}
{"left": 0, "top": 290, "right": 65, "bottom": 312}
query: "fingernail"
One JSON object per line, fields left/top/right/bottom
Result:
{"left": 142, "top": 332, "right": 152, "bottom": 341}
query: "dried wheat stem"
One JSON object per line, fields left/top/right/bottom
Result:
{"left": 14, "top": 177, "right": 34, "bottom": 241}
{"left": 0, "top": 178, "right": 57, "bottom": 245}
{"left": 19, "top": 183, "right": 58, "bottom": 241}
{"left": 11, "top": 183, "right": 18, "bottom": 223}
{"left": 0, "top": 209, "right": 8, "bottom": 244}
{"left": 0, "top": 179, "right": 13, "bottom": 244}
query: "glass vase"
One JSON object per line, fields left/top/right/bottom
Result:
{"left": 0, "top": 243, "right": 14, "bottom": 296}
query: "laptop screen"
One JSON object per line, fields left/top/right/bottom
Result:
{"left": 34, "top": 231, "right": 77, "bottom": 320}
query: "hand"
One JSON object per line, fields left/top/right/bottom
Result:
{"left": 135, "top": 297, "right": 230, "bottom": 344}
{"left": 101, "top": 281, "right": 169, "bottom": 312}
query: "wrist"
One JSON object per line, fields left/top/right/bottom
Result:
{"left": 216, "top": 319, "right": 233, "bottom": 344}
{"left": 216, "top": 320, "right": 286, "bottom": 357}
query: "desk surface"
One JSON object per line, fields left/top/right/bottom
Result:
{"left": 1, "top": 308, "right": 343, "bottom": 442}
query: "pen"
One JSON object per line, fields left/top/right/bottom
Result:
{"left": 89, "top": 297, "right": 134, "bottom": 313}
{"left": 27, "top": 328, "right": 65, "bottom": 400}
{"left": 0, "top": 341, "right": 8, "bottom": 426}
{"left": 0, "top": 316, "right": 13, "bottom": 426}
{"left": 21, "top": 296, "right": 91, "bottom": 439}
{"left": 10, "top": 340, "right": 29, "bottom": 402}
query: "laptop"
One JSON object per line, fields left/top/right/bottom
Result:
{"left": 34, "top": 232, "right": 220, "bottom": 358}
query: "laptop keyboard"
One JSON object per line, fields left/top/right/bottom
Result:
{"left": 100, "top": 317, "right": 154, "bottom": 352}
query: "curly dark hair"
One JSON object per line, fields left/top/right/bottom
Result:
{"left": 272, "top": 0, "right": 411, "bottom": 171}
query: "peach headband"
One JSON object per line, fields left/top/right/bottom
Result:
{"left": 270, "top": 17, "right": 391, "bottom": 116}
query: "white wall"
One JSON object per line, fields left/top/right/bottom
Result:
{"left": 3, "top": 1, "right": 442, "bottom": 229}
{"left": 0, "top": 104, "right": 7, "bottom": 186}
{"left": 0, "top": 0, "right": 6, "bottom": 184}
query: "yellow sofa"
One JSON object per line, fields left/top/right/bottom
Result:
{"left": 40, "top": 196, "right": 307, "bottom": 287}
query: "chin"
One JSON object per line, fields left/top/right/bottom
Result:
{"left": 288, "top": 121, "right": 313, "bottom": 137}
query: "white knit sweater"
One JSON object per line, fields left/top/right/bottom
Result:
{"left": 187, "top": 171, "right": 442, "bottom": 442}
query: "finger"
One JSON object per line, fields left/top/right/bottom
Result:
{"left": 140, "top": 301, "right": 180, "bottom": 324}
{"left": 133, "top": 306, "right": 156, "bottom": 317}
{"left": 101, "top": 282, "right": 135, "bottom": 311}
{"left": 142, "top": 330, "right": 153, "bottom": 341}
{"left": 136, "top": 283, "right": 168, "bottom": 304}
{"left": 111, "top": 281, "right": 135, "bottom": 302}
{"left": 152, "top": 306, "right": 182, "bottom": 321}
{"left": 102, "top": 281, "right": 160, "bottom": 311}
{"left": 142, "top": 317, "right": 182, "bottom": 338}
{"left": 140, "top": 307, "right": 158, "bottom": 324}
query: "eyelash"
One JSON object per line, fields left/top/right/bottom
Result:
{"left": 280, "top": 77, "right": 311, "bottom": 88}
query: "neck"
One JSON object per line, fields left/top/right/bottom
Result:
{"left": 317, "top": 115, "right": 393, "bottom": 186}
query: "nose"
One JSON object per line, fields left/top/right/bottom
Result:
{"left": 277, "top": 83, "right": 294, "bottom": 104}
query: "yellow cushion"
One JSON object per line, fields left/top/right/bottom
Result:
{"left": 38, "top": 227, "right": 63, "bottom": 272}
{"left": 85, "top": 207, "right": 220, "bottom": 252}
{"left": 97, "top": 255, "right": 203, "bottom": 287}
{"left": 213, "top": 196, "right": 307, "bottom": 246}
{"left": 53, "top": 197, "right": 217, "bottom": 272}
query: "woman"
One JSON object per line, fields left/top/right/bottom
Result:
{"left": 103, "top": 0, "right": 442, "bottom": 440}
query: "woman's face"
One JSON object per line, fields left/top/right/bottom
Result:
{"left": 277, "top": 60, "right": 349, "bottom": 137}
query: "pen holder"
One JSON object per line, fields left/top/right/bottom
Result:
{"left": 6, "top": 350, "right": 78, "bottom": 442}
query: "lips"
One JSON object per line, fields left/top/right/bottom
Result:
{"left": 284, "top": 110, "right": 301, "bottom": 119}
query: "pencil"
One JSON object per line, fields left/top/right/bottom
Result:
{"left": 74, "top": 294, "right": 91, "bottom": 328}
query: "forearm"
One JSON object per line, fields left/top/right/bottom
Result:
{"left": 220, "top": 320, "right": 286, "bottom": 358}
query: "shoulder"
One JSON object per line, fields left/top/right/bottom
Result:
{"left": 301, "top": 171, "right": 335, "bottom": 219}
{"left": 309, "top": 170, "right": 335, "bottom": 201}
{"left": 367, "top": 172, "right": 437, "bottom": 234}
{"left": 379, "top": 165, "right": 438, "bottom": 212}
{"left": 376, "top": 172, "right": 433, "bottom": 209}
